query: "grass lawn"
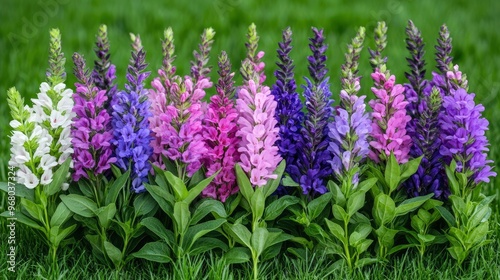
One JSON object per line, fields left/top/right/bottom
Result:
{"left": 1, "top": 0, "right": 499, "bottom": 279}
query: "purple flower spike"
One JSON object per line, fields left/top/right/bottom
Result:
{"left": 71, "top": 53, "right": 116, "bottom": 182}
{"left": 307, "top": 27, "right": 328, "bottom": 86}
{"left": 111, "top": 34, "right": 153, "bottom": 193}
{"left": 328, "top": 27, "right": 371, "bottom": 188}
{"left": 439, "top": 88, "right": 496, "bottom": 185}
{"left": 271, "top": 27, "right": 304, "bottom": 186}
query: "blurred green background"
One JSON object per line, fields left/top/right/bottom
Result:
{"left": 1, "top": 0, "right": 499, "bottom": 195}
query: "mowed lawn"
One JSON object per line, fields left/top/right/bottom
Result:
{"left": 0, "top": 0, "right": 499, "bottom": 279}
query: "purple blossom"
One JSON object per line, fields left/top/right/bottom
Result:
{"left": 111, "top": 34, "right": 152, "bottom": 193}
{"left": 295, "top": 27, "right": 333, "bottom": 195}
{"left": 71, "top": 53, "right": 116, "bottom": 181}
{"left": 439, "top": 88, "right": 496, "bottom": 184}
{"left": 328, "top": 27, "right": 371, "bottom": 187}
{"left": 271, "top": 27, "right": 304, "bottom": 186}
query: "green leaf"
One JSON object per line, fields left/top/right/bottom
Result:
{"left": 436, "top": 206, "right": 456, "bottom": 227}
{"left": 417, "top": 233, "right": 436, "bottom": 243}
{"left": 469, "top": 204, "right": 491, "bottom": 229}
{"left": 190, "top": 237, "right": 229, "bottom": 255}
{"left": 235, "top": 163, "right": 254, "bottom": 203}
{"left": 347, "top": 191, "right": 366, "bottom": 217}
{"left": 191, "top": 199, "right": 227, "bottom": 224}
{"left": 1, "top": 210, "right": 44, "bottom": 231}
{"left": 110, "top": 164, "right": 123, "bottom": 178}
{"left": 141, "top": 217, "right": 175, "bottom": 248}
{"left": 375, "top": 226, "right": 398, "bottom": 249}
{"left": 385, "top": 153, "right": 401, "bottom": 193}
{"left": 261, "top": 243, "right": 283, "bottom": 261}
{"left": 308, "top": 192, "right": 333, "bottom": 221}
{"left": 144, "top": 183, "right": 174, "bottom": 215}
{"left": 373, "top": 194, "right": 396, "bottom": 226}
{"left": 394, "top": 193, "right": 433, "bottom": 217}
{"left": 50, "top": 202, "right": 73, "bottom": 227}
{"left": 184, "top": 219, "right": 226, "bottom": 251}
{"left": 173, "top": 201, "right": 190, "bottom": 235}
{"left": 445, "top": 161, "right": 460, "bottom": 195}
{"left": 357, "top": 177, "right": 378, "bottom": 194}
{"left": 251, "top": 187, "right": 265, "bottom": 221}
{"left": 54, "top": 224, "right": 77, "bottom": 247}
{"left": 355, "top": 257, "right": 378, "bottom": 268}
{"left": 332, "top": 204, "right": 348, "bottom": 221}
{"left": 104, "top": 241, "right": 122, "bottom": 267}
{"left": 264, "top": 195, "right": 300, "bottom": 221}
{"left": 187, "top": 169, "right": 205, "bottom": 189}
{"left": 95, "top": 203, "right": 116, "bottom": 229}
{"left": 152, "top": 164, "right": 169, "bottom": 190}
{"left": 77, "top": 180, "right": 94, "bottom": 198}
{"left": 0, "top": 182, "right": 34, "bottom": 200}
{"left": 349, "top": 223, "right": 372, "bottom": 245}
{"left": 223, "top": 247, "right": 251, "bottom": 264}
{"left": 105, "top": 170, "right": 130, "bottom": 205}
{"left": 133, "top": 192, "right": 157, "bottom": 217}
{"left": 263, "top": 230, "right": 292, "bottom": 249}
{"left": 60, "top": 194, "right": 98, "bottom": 218}
{"left": 263, "top": 160, "right": 286, "bottom": 198}
{"left": 467, "top": 221, "right": 489, "bottom": 245}
{"left": 44, "top": 157, "right": 71, "bottom": 196}
{"left": 410, "top": 215, "right": 425, "bottom": 232}
{"left": 184, "top": 171, "right": 219, "bottom": 204}
{"left": 251, "top": 227, "right": 269, "bottom": 256}
{"left": 281, "top": 176, "right": 299, "bottom": 187}
{"left": 223, "top": 223, "right": 252, "bottom": 249}
{"left": 325, "top": 219, "right": 345, "bottom": 244}
{"left": 328, "top": 180, "right": 346, "bottom": 206}
{"left": 355, "top": 239, "right": 373, "bottom": 255}
{"left": 387, "top": 244, "right": 415, "bottom": 255}
{"left": 400, "top": 156, "right": 423, "bottom": 181}
{"left": 133, "top": 241, "right": 172, "bottom": 263}
{"left": 165, "top": 171, "right": 188, "bottom": 200}
{"left": 20, "top": 198, "right": 44, "bottom": 222}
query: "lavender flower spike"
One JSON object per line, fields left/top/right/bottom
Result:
{"left": 271, "top": 27, "right": 304, "bottom": 185}
{"left": 191, "top": 28, "right": 215, "bottom": 82}
{"left": 112, "top": 34, "right": 153, "bottom": 193}
{"left": 295, "top": 27, "right": 333, "bottom": 195}
{"left": 328, "top": 27, "right": 371, "bottom": 187}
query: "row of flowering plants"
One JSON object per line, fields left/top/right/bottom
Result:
{"left": 1, "top": 20, "right": 496, "bottom": 279}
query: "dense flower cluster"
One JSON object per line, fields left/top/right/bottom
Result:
{"left": 328, "top": 27, "right": 371, "bottom": 187}
{"left": 295, "top": 28, "right": 333, "bottom": 195}
{"left": 271, "top": 27, "right": 304, "bottom": 185}
{"left": 71, "top": 53, "right": 116, "bottom": 181}
{"left": 111, "top": 34, "right": 152, "bottom": 193}
{"left": 202, "top": 51, "right": 240, "bottom": 201}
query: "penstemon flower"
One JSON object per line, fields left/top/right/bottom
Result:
{"left": 202, "top": 51, "right": 240, "bottom": 202}
{"left": 71, "top": 53, "right": 116, "bottom": 181}
{"left": 149, "top": 28, "right": 213, "bottom": 179}
{"left": 271, "top": 27, "right": 304, "bottom": 185}
{"left": 112, "top": 34, "right": 153, "bottom": 193}
{"left": 368, "top": 22, "right": 412, "bottom": 164}
{"left": 236, "top": 23, "right": 281, "bottom": 187}
{"left": 295, "top": 27, "right": 333, "bottom": 195}
{"left": 403, "top": 21, "right": 448, "bottom": 198}
{"left": 328, "top": 27, "right": 371, "bottom": 187}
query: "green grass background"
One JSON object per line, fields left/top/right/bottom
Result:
{"left": 1, "top": 0, "right": 499, "bottom": 278}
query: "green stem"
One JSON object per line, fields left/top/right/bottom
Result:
{"left": 252, "top": 253, "right": 259, "bottom": 280}
{"left": 343, "top": 217, "right": 353, "bottom": 270}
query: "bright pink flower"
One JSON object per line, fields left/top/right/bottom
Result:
{"left": 368, "top": 69, "right": 412, "bottom": 163}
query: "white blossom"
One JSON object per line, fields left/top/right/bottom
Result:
{"left": 40, "top": 154, "right": 57, "bottom": 171}
{"left": 40, "top": 169, "right": 53, "bottom": 185}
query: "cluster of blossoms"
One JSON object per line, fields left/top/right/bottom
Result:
{"left": 9, "top": 29, "right": 74, "bottom": 190}
{"left": 236, "top": 24, "right": 282, "bottom": 187}
{"left": 202, "top": 51, "right": 241, "bottom": 201}
{"left": 271, "top": 27, "right": 304, "bottom": 187}
{"left": 295, "top": 28, "right": 334, "bottom": 195}
{"left": 368, "top": 22, "right": 412, "bottom": 164}
{"left": 111, "top": 34, "right": 152, "bottom": 193}
{"left": 71, "top": 53, "right": 116, "bottom": 181}
{"left": 149, "top": 28, "right": 211, "bottom": 179}
{"left": 328, "top": 27, "right": 371, "bottom": 188}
